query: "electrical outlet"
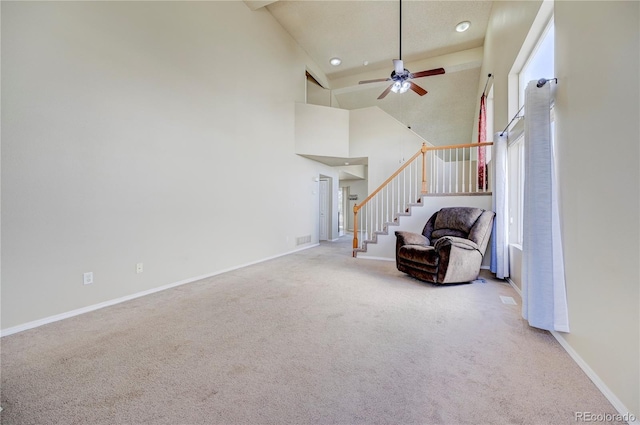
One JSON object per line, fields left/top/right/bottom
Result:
{"left": 83, "top": 272, "right": 93, "bottom": 285}
{"left": 136, "top": 263, "right": 143, "bottom": 274}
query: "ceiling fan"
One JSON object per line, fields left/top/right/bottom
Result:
{"left": 358, "top": 0, "right": 445, "bottom": 100}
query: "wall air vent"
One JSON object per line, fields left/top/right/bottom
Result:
{"left": 296, "top": 235, "right": 312, "bottom": 246}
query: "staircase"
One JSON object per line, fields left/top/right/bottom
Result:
{"left": 353, "top": 197, "right": 423, "bottom": 256}
{"left": 352, "top": 142, "right": 493, "bottom": 259}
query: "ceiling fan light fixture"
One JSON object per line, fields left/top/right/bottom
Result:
{"left": 456, "top": 21, "right": 471, "bottom": 32}
{"left": 390, "top": 80, "right": 411, "bottom": 94}
{"left": 329, "top": 57, "right": 342, "bottom": 66}
{"left": 357, "top": 0, "right": 446, "bottom": 100}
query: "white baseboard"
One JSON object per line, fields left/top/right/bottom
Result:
{"left": 550, "top": 331, "right": 639, "bottom": 425}
{"left": 356, "top": 256, "right": 394, "bottom": 262}
{"left": 356, "top": 260, "right": 497, "bottom": 265}
{"left": 1, "top": 243, "right": 320, "bottom": 338}
{"left": 507, "top": 280, "right": 636, "bottom": 424}
{"left": 507, "top": 277, "right": 522, "bottom": 297}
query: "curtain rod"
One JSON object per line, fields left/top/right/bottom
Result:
{"left": 499, "top": 77, "right": 557, "bottom": 136}
{"left": 500, "top": 105, "right": 524, "bottom": 136}
{"left": 482, "top": 73, "right": 493, "bottom": 97}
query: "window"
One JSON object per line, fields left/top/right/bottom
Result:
{"left": 507, "top": 19, "right": 554, "bottom": 248}
{"left": 518, "top": 23, "right": 555, "bottom": 108}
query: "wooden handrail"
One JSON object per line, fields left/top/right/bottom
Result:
{"left": 354, "top": 144, "right": 426, "bottom": 213}
{"left": 425, "top": 141, "right": 493, "bottom": 151}
{"left": 352, "top": 141, "right": 494, "bottom": 255}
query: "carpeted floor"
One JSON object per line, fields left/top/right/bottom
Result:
{"left": 0, "top": 236, "right": 623, "bottom": 424}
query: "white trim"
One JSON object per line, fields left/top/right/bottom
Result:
{"left": 355, "top": 259, "right": 494, "bottom": 265}
{"left": 550, "top": 331, "right": 639, "bottom": 425}
{"left": 1, "top": 243, "right": 320, "bottom": 337}
{"left": 509, "top": 0, "right": 554, "bottom": 107}
{"left": 508, "top": 277, "right": 637, "bottom": 424}
{"left": 356, "top": 259, "right": 494, "bottom": 267}
{"left": 356, "top": 256, "right": 394, "bottom": 262}
{"left": 507, "top": 277, "right": 522, "bottom": 297}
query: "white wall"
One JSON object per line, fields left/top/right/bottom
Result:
{"left": 555, "top": 1, "right": 640, "bottom": 417}
{"left": 295, "top": 103, "right": 349, "bottom": 157}
{"left": 306, "top": 78, "right": 331, "bottom": 107}
{"left": 477, "top": 1, "right": 544, "bottom": 134}
{"left": 1, "top": 2, "right": 338, "bottom": 330}
{"left": 349, "top": 107, "right": 431, "bottom": 192}
{"left": 480, "top": 0, "right": 639, "bottom": 418}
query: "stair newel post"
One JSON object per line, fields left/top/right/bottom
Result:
{"left": 421, "top": 142, "right": 428, "bottom": 194}
{"left": 352, "top": 204, "right": 359, "bottom": 256}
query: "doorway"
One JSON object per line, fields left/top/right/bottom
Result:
{"left": 338, "top": 186, "right": 349, "bottom": 236}
{"left": 319, "top": 177, "right": 330, "bottom": 241}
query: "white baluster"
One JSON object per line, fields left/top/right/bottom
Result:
{"left": 384, "top": 186, "right": 388, "bottom": 225}
{"left": 384, "top": 185, "right": 389, "bottom": 223}
{"left": 430, "top": 152, "right": 434, "bottom": 193}
{"left": 402, "top": 168, "right": 405, "bottom": 212}
{"left": 434, "top": 151, "right": 438, "bottom": 193}
{"left": 435, "top": 151, "right": 438, "bottom": 193}
{"left": 469, "top": 149, "right": 473, "bottom": 193}
{"left": 391, "top": 180, "right": 394, "bottom": 223}
{"left": 363, "top": 204, "right": 366, "bottom": 242}
{"left": 455, "top": 148, "right": 459, "bottom": 193}
{"left": 376, "top": 195, "right": 379, "bottom": 233}
{"left": 462, "top": 148, "right": 466, "bottom": 192}
{"left": 410, "top": 162, "right": 413, "bottom": 201}
{"left": 448, "top": 149, "right": 451, "bottom": 193}
{"left": 362, "top": 204, "right": 365, "bottom": 244}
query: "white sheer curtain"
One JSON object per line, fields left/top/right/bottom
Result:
{"left": 490, "top": 132, "right": 509, "bottom": 279}
{"left": 521, "top": 80, "right": 569, "bottom": 332}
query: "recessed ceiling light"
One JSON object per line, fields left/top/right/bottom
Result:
{"left": 456, "top": 21, "right": 471, "bottom": 32}
{"left": 344, "top": 162, "right": 350, "bottom": 165}
{"left": 363, "top": 60, "right": 369, "bottom": 66}
{"left": 330, "top": 57, "right": 342, "bottom": 66}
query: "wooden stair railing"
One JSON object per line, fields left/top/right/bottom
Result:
{"left": 352, "top": 141, "right": 493, "bottom": 256}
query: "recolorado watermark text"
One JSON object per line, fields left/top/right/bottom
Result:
{"left": 575, "top": 412, "right": 637, "bottom": 423}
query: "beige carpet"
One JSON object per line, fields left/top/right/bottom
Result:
{"left": 0, "top": 236, "right": 622, "bottom": 424}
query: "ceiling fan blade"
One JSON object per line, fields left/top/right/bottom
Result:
{"left": 359, "top": 78, "right": 391, "bottom": 84}
{"left": 410, "top": 67, "right": 446, "bottom": 79}
{"left": 377, "top": 84, "right": 393, "bottom": 100}
{"left": 409, "top": 81, "right": 428, "bottom": 96}
{"left": 393, "top": 59, "right": 404, "bottom": 75}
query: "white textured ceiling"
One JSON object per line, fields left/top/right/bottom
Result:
{"left": 336, "top": 67, "right": 481, "bottom": 146}
{"left": 260, "top": 0, "right": 494, "bottom": 147}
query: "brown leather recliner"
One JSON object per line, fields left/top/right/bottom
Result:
{"left": 395, "top": 207, "right": 495, "bottom": 284}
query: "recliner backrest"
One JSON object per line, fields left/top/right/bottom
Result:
{"left": 422, "top": 207, "right": 487, "bottom": 245}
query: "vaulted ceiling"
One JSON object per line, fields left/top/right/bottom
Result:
{"left": 248, "top": 0, "right": 494, "bottom": 147}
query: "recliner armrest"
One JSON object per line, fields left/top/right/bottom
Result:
{"left": 395, "top": 231, "right": 429, "bottom": 246}
{"left": 434, "top": 236, "right": 479, "bottom": 252}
